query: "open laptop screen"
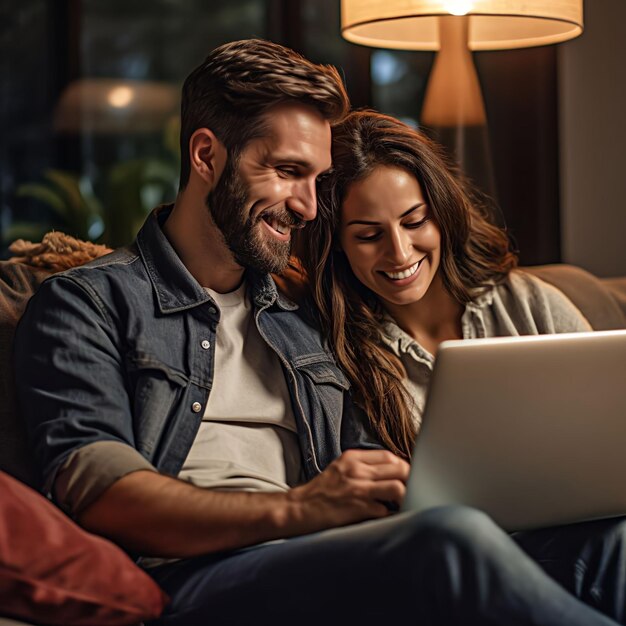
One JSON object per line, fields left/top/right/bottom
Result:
{"left": 402, "top": 330, "right": 626, "bottom": 531}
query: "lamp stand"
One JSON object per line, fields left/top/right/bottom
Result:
{"left": 420, "top": 16, "right": 498, "bottom": 211}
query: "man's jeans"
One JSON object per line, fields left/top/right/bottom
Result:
{"left": 148, "top": 506, "right": 626, "bottom": 625}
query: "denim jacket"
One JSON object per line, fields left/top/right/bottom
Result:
{"left": 14, "top": 206, "right": 377, "bottom": 498}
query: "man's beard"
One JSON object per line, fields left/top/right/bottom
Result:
{"left": 206, "top": 157, "right": 301, "bottom": 274}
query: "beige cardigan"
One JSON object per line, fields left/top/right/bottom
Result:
{"left": 380, "top": 270, "right": 592, "bottom": 425}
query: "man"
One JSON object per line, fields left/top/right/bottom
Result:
{"left": 14, "top": 39, "right": 626, "bottom": 626}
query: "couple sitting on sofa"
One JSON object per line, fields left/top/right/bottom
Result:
{"left": 5, "top": 38, "right": 626, "bottom": 626}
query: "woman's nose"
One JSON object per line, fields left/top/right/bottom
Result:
{"left": 385, "top": 229, "right": 412, "bottom": 265}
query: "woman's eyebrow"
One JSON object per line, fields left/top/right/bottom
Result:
{"left": 345, "top": 218, "right": 380, "bottom": 226}
{"left": 345, "top": 202, "right": 427, "bottom": 227}
{"left": 400, "top": 202, "right": 427, "bottom": 218}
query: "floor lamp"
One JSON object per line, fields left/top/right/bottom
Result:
{"left": 341, "top": 1, "right": 584, "bottom": 202}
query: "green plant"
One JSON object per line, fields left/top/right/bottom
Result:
{"left": 8, "top": 116, "right": 180, "bottom": 249}
{"left": 10, "top": 169, "right": 104, "bottom": 245}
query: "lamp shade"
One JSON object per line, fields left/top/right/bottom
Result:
{"left": 341, "top": 0, "right": 584, "bottom": 50}
{"left": 54, "top": 79, "right": 179, "bottom": 133}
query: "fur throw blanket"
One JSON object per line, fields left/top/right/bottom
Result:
{"left": 8, "top": 232, "right": 112, "bottom": 272}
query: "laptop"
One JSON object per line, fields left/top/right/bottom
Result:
{"left": 401, "top": 329, "right": 626, "bottom": 531}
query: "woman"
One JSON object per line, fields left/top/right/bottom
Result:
{"left": 300, "top": 110, "right": 590, "bottom": 460}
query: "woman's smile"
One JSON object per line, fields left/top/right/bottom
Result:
{"left": 379, "top": 257, "right": 426, "bottom": 282}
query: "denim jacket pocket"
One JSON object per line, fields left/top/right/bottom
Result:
{"left": 126, "top": 351, "right": 189, "bottom": 460}
{"left": 292, "top": 352, "right": 350, "bottom": 389}
{"left": 292, "top": 353, "right": 350, "bottom": 465}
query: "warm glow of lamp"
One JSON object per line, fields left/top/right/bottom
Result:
{"left": 54, "top": 79, "right": 179, "bottom": 133}
{"left": 341, "top": 0, "right": 584, "bottom": 197}
{"left": 107, "top": 86, "right": 134, "bottom": 108}
{"left": 445, "top": 0, "right": 473, "bottom": 16}
{"left": 341, "top": 1, "right": 583, "bottom": 51}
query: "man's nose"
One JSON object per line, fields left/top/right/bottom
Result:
{"left": 288, "top": 178, "right": 317, "bottom": 222}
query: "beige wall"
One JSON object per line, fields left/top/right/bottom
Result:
{"left": 559, "top": 0, "right": 626, "bottom": 277}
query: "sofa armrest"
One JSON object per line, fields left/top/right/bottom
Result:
{"left": 0, "top": 262, "right": 53, "bottom": 488}
{"left": 600, "top": 276, "right": 626, "bottom": 320}
{"left": 523, "top": 264, "right": 626, "bottom": 331}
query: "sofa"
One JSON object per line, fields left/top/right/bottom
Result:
{"left": 1, "top": 234, "right": 625, "bottom": 625}
{"left": 0, "top": 235, "right": 168, "bottom": 626}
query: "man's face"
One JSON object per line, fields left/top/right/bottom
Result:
{"left": 207, "top": 102, "right": 332, "bottom": 274}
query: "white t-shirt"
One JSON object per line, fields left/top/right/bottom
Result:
{"left": 178, "top": 281, "right": 303, "bottom": 492}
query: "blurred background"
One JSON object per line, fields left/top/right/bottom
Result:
{"left": 1, "top": 0, "right": 624, "bottom": 275}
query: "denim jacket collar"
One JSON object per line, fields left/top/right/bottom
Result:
{"left": 137, "top": 205, "right": 297, "bottom": 314}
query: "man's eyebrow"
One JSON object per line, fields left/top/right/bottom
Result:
{"left": 346, "top": 202, "right": 426, "bottom": 227}
{"left": 270, "top": 157, "right": 315, "bottom": 169}
{"left": 269, "top": 157, "right": 333, "bottom": 178}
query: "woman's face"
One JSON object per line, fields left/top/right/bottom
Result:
{"left": 339, "top": 165, "right": 442, "bottom": 308}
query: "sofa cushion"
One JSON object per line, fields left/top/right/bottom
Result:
{"left": 0, "top": 470, "right": 168, "bottom": 625}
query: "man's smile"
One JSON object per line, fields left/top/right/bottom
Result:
{"left": 260, "top": 215, "right": 292, "bottom": 241}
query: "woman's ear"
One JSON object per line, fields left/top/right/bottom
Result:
{"left": 189, "top": 128, "right": 227, "bottom": 188}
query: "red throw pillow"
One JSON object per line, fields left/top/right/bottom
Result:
{"left": 0, "top": 471, "right": 168, "bottom": 625}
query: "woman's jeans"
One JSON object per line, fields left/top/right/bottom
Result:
{"left": 148, "top": 506, "right": 626, "bottom": 625}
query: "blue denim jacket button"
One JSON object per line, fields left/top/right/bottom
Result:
{"left": 201, "top": 340, "right": 211, "bottom": 350}
{"left": 191, "top": 402, "right": 202, "bottom": 413}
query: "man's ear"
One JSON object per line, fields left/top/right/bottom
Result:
{"left": 189, "top": 128, "right": 227, "bottom": 188}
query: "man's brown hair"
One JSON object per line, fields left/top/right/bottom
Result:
{"left": 179, "top": 39, "right": 350, "bottom": 189}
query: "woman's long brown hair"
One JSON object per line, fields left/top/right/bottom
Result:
{"left": 299, "top": 111, "right": 518, "bottom": 459}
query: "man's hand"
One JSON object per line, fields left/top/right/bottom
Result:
{"left": 78, "top": 449, "right": 410, "bottom": 558}
{"left": 282, "top": 449, "right": 410, "bottom": 535}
